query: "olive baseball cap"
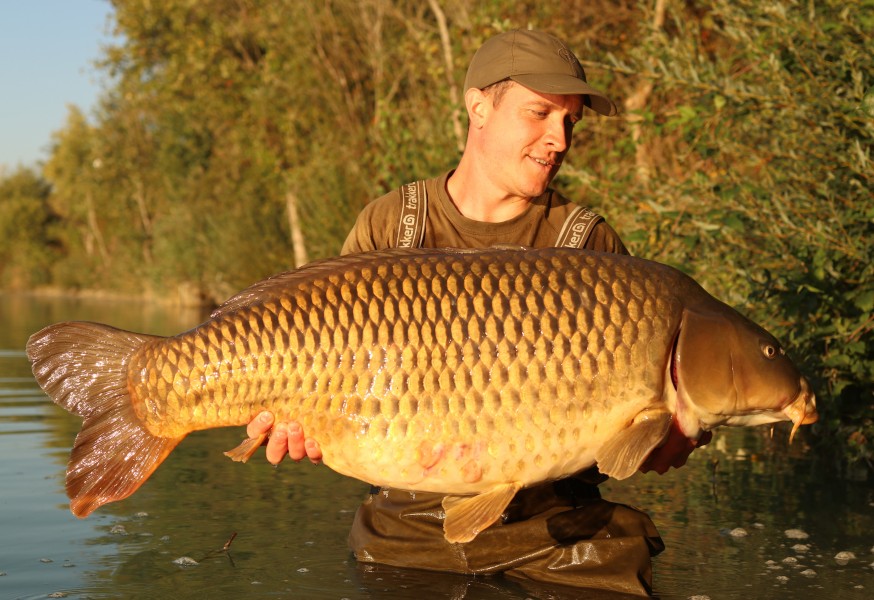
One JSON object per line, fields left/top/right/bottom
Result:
{"left": 463, "top": 29, "right": 618, "bottom": 116}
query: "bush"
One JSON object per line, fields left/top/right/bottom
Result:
{"left": 574, "top": 0, "right": 873, "bottom": 475}
{"left": 0, "top": 167, "right": 57, "bottom": 288}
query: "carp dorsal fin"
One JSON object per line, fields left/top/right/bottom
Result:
{"left": 441, "top": 482, "right": 522, "bottom": 544}
{"left": 489, "top": 244, "right": 531, "bottom": 251}
{"left": 211, "top": 248, "right": 492, "bottom": 319}
{"left": 595, "top": 409, "right": 673, "bottom": 480}
{"left": 210, "top": 254, "right": 373, "bottom": 318}
{"left": 211, "top": 246, "right": 542, "bottom": 319}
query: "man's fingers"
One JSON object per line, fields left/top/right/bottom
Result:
{"left": 288, "top": 423, "right": 322, "bottom": 464}
{"left": 304, "top": 438, "right": 323, "bottom": 464}
{"left": 287, "top": 423, "right": 307, "bottom": 461}
{"left": 247, "top": 410, "right": 274, "bottom": 438}
{"left": 264, "top": 425, "right": 289, "bottom": 465}
{"left": 245, "top": 414, "right": 322, "bottom": 466}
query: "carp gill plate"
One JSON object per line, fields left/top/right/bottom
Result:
{"left": 27, "top": 247, "right": 817, "bottom": 543}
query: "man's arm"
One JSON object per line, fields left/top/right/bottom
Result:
{"left": 639, "top": 421, "right": 712, "bottom": 473}
{"left": 340, "top": 193, "right": 400, "bottom": 255}
{"left": 242, "top": 193, "right": 401, "bottom": 464}
{"left": 585, "top": 220, "right": 630, "bottom": 255}
{"left": 584, "top": 220, "right": 708, "bottom": 472}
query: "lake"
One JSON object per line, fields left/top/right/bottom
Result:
{"left": 1, "top": 293, "right": 871, "bottom": 599}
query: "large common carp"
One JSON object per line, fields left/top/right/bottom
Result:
{"left": 27, "top": 247, "right": 816, "bottom": 543}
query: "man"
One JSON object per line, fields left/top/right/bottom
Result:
{"left": 246, "top": 29, "right": 707, "bottom": 596}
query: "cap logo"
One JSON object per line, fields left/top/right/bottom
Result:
{"left": 558, "top": 47, "right": 576, "bottom": 65}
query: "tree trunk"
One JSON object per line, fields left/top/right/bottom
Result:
{"left": 624, "top": 0, "right": 667, "bottom": 185}
{"left": 428, "top": 0, "right": 464, "bottom": 153}
{"left": 85, "top": 190, "right": 111, "bottom": 267}
{"left": 132, "top": 177, "right": 153, "bottom": 264}
{"left": 285, "top": 188, "right": 308, "bottom": 268}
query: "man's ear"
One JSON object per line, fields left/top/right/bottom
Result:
{"left": 465, "top": 87, "right": 489, "bottom": 128}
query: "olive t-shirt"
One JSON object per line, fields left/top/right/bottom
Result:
{"left": 341, "top": 171, "right": 628, "bottom": 256}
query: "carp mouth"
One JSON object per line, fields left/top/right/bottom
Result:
{"left": 783, "top": 378, "right": 818, "bottom": 443}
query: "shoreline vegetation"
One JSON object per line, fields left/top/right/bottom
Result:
{"left": 2, "top": 285, "right": 208, "bottom": 308}
{"left": 1, "top": 1, "right": 871, "bottom": 476}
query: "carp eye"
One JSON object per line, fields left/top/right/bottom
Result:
{"left": 761, "top": 343, "right": 780, "bottom": 359}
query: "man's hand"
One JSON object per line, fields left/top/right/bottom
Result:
{"left": 246, "top": 411, "right": 323, "bottom": 465}
{"left": 639, "top": 420, "right": 712, "bottom": 474}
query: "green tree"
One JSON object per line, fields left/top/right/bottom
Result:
{"left": 0, "top": 167, "right": 56, "bottom": 288}
{"left": 43, "top": 106, "right": 114, "bottom": 290}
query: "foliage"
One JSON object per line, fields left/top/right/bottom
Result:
{"left": 2, "top": 0, "right": 871, "bottom": 470}
{"left": 568, "top": 0, "right": 874, "bottom": 475}
{"left": 0, "top": 166, "right": 56, "bottom": 288}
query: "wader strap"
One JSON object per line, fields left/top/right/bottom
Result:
{"left": 395, "top": 181, "right": 428, "bottom": 248}
{"left": 554, "top": 205, "right": 603, "bottom": 249}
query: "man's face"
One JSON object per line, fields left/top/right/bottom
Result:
{"left": 478, "top": 82, "right": 583, "bottom": 200}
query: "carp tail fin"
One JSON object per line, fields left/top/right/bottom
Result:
{"left": 441, "top": 482, "right": 522, "bottom": 544}
{"left": 26, "top": 322, "right": 183, "bottom": 517}
{"left": 596, "top": 410, "right": 673, "bottom": 480}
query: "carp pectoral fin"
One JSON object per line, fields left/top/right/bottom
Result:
{"left": 595, "top": 411, "right": 673, "bottom": 480}
{"left": 224, "top": 433, "right": 269, "bottom": 463}
{"left": 441, "top": 482, "right": 522, "bottom": 544}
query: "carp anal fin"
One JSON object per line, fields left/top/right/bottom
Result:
{"left": 27, "top": 322, "right": 183, "bottom": 517}
{"left": 224, "top": 433, "right": 269, "bottom": 462}
{"left": 595, "top": 410, "right": 673, "bottom": 480}
{"left": 441, "top": 482, "right": 522, "bottom": 544}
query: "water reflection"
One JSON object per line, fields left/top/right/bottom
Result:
{"left": 1, "top": 293, "right": 871, "bottom": 599}
{"left": 601, "top": 429, "right": 874, "bottom": 599}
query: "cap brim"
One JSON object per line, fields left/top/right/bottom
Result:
{"left": 511, "top": 73, "right": 618, "bottom": 116}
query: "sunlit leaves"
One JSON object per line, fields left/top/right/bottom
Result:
{"left": 0, "top": 166, "right": 55, "bottom": 287}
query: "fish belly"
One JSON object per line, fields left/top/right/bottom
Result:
{"left": 128, "top": 249, "right": 683, "bottom": 494}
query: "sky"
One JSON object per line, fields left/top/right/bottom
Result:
{"left": 0, "top": 1, "right": 114, "bottom": 171}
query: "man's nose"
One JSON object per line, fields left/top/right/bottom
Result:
{"left": 545, "top": 117, "right": 571, "bottom": 152}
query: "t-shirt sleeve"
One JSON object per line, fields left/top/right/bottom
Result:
{"left": 340, "top": 192, "right": 402, "bottom": 255}
{"left": 585, "top": 221, "right": 630, "bottom": 255}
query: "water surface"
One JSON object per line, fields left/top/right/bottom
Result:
{"left": 1, "top": 293, "right": 871, "bottom": 599}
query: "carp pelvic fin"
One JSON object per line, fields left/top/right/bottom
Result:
{"left": 26, "top": 321, "right": 183, "bottom": 517}
{"left": 441, "top": 482, "right": 522, "bottom": 544}
{"left": 595, "top": 410, "right": 673, "bottom": 480}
